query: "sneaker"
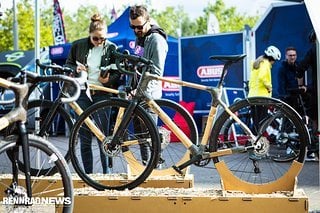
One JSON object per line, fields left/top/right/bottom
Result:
{"left": 305, "top": 152, "right": 317, "bottom": 161}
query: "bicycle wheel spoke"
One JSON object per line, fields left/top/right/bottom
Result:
{"left": 0, "top": 135, "right": 73, "bottom": 212}
{"left": 70, "top": 99, "right": 160, "bottom": 190}
{"left": 210, "top": 97, "right": 308, "bottom": 185}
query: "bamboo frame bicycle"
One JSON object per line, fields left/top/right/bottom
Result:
{"left": 0, "top": 68, "right": 80, "bottom": 212}
{"left": 24, "top": 60, "right": 197, "bottom": 178}
{"left": 69, "top": 47, "right": 310, "bottom": 192}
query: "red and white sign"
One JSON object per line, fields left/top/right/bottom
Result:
{"left": 162, "top": 76, "right": 180, "bottom": 92}
{"left": 196, "top": 65, "right": 223, "bottom": 78}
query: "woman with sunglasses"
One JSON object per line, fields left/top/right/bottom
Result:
{"left": 65, "top": 13, "right": 121, "bottom": 174}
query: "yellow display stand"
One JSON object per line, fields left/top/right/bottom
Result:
{"left": 71, "top": 187, "right": 308, "bottom": 213}
{"left": 0, "top": 161, "right": 309, "bottom": 213}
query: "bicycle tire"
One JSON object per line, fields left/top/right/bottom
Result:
{"left": 0, "top": 134, "right": 73, "bottom": 213}
{"left": 221, "top": 102, "right": 302, "bottom": 163}
{"left": 69, "top": 98, "right": 160, "bottom": 190}
{"left": 141, "top": 99, "right": 198, "bottom": 170}
{"left": 209, "top": 97, "right": 309, "bottom": 185}
{"left": 26, "top": 99, "right": 74, "bottom": 175}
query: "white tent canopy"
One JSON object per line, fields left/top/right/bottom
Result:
{"left": 305, "top": 0, "right": 320, "bottom": 132}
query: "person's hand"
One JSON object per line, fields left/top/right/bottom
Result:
{"left": 99, "top": 72, "right": 110, "bottom": 84}
{"left": 298, "top": 85, "right": 307, "bottom": 93}
{"left": 76, "top": 61, "right": 87, "bottom": 73}
{"left": 266, "top": 86, "right": 272, "bottom": 94}
{"left": 127, "top": 89, "right": 136, "bottom": 100}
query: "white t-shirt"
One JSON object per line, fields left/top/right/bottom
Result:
{"left": 86, "top": 46, "right": 103, "bottom": 86}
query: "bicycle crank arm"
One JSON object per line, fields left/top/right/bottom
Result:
{"left": 172, "top": 154, "right": 203, "bottom": 174}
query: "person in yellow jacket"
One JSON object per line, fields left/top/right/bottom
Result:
{"left": 248, "top": 45, "right": 281, "bottom": 136}
{"left": 248, "top": 45, "right": 281, "bottom": 97}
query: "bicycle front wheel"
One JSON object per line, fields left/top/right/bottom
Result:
{"left": 0, "top": 134, "right": 73, "bottom": 213}
{"left": 26, "top": 99, "right": 74, "bottom": 175}
{"left": 69, "top": 98, "right": 160, "bottom": 190}
{"left": 210, "top": 97, "right": 309, "bottom": 185}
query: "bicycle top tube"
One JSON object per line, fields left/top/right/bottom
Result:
{"left": 111, "top": 48, "right": 246, "bottom": 95}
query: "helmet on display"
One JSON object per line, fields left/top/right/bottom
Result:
{"left": 264, "top": 45, "right": 281, "bottom": 61}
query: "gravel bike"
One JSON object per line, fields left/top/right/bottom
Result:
{"left": 25, "top": 60, "right": 197, "bottom": 178}
{"left": 69, "top": 46, "right": 309, "bottom": 192}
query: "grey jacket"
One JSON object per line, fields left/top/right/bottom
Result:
{"left": 135, "top": 26, "right": 168, "bottom": 99}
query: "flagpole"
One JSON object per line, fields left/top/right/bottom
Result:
{"left": 35, "top": 0, "right": 40, "bottom": 73}
{"left": 13, "top": 0, "right": 19, "bottom": 50}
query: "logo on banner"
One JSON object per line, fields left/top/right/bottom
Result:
{"left": 196, "top": 65, "right": 223, "bottom": 78}
{"left": 129, "top": 41, "right": 136, "bottom": 50}
{"left": 162, "top": 76, "right": 180, "bottom": 91}
{"left": 50, "top": 46, "right": 64, "bottom": 55}
{"left": 5, "top": 52, "right": 25, "bottom": 62}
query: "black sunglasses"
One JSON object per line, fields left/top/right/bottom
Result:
{"left": 130, "top": 21, "right": 147, "bottom": 30}
{"left": 92, "top": 36, "right": 106, "bottom": 42}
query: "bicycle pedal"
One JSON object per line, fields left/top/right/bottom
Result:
{"left": 172, "top": 165, "right": 184, "bottom": 175}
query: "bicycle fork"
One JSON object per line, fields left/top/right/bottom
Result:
{"left": 6, "top": 122, "right": 32, "bottom": 199}
{"left": 109, "top": 99, "right": 140, "bottom": 150}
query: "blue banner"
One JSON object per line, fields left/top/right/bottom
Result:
{"left": 180, "top": 33, "right": 244, "bottom": 111}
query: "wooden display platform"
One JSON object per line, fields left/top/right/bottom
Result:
{"left": 0, "top": 161, "right": 308, "bottom": 212}
{"left": 0, "top": 171, "right": 309, "bottom": 213}
{"left": 0, "top": 173, "right": 194, "bottom": 198}
{"left": 72, "top": 173, "right": 194, "bottom": 189}
{"left": 71, "top": 187, "right": 308, "bottom": 213}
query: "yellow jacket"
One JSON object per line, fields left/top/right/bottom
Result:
{"left": 248, "top": 58, "right": 272, "bottom": 97}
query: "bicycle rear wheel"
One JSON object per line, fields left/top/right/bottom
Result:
{"left": 69, "top": 98, "right": 160, "bottom": 190}
{"left": 26, "top": 99, "right": 73, "bottom": 175}
{"left": 210, "top": 97, "right": 309, "bottom": 185}
{"left": 0, "top": 134, "right": 73, "bottom": 212}
{"left": 220, "top": 107, "right": 302, "bottom": 162}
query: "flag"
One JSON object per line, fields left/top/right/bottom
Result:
{"left": 53, "top": 0, "right": 67, "bottom": 45}
{"left": 110, "top": 6, "right": 118, "bottom": 21}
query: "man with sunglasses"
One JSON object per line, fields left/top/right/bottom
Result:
{"left": 65, "top": 13, "right": 121, "bottom": 174}
{"left": 129, "top": 5, "right": 168, "bottom": 165}
{"left": 129, "top": 5, "right": 168, "bottom": 98}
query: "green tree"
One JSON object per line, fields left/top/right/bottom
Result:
{"left": 0, "top": 0, "right": 112, "bottom": 51}
{"left": 63, "top": 5, "right": 112, "bottom": 43}
{"left": 195, "top": 0, "right": 260, "bottom": 35}
{"left": 150, "top": 6, "right": 187, "bottom": 37}
{"left": 0, "top": 0, "right": 260, "bottom": 51}
{"left": 0, "top": 0, "right": 53, "bottom": 51}
{"left": 149, "top": 0, "right": 260, "bottom": 37}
